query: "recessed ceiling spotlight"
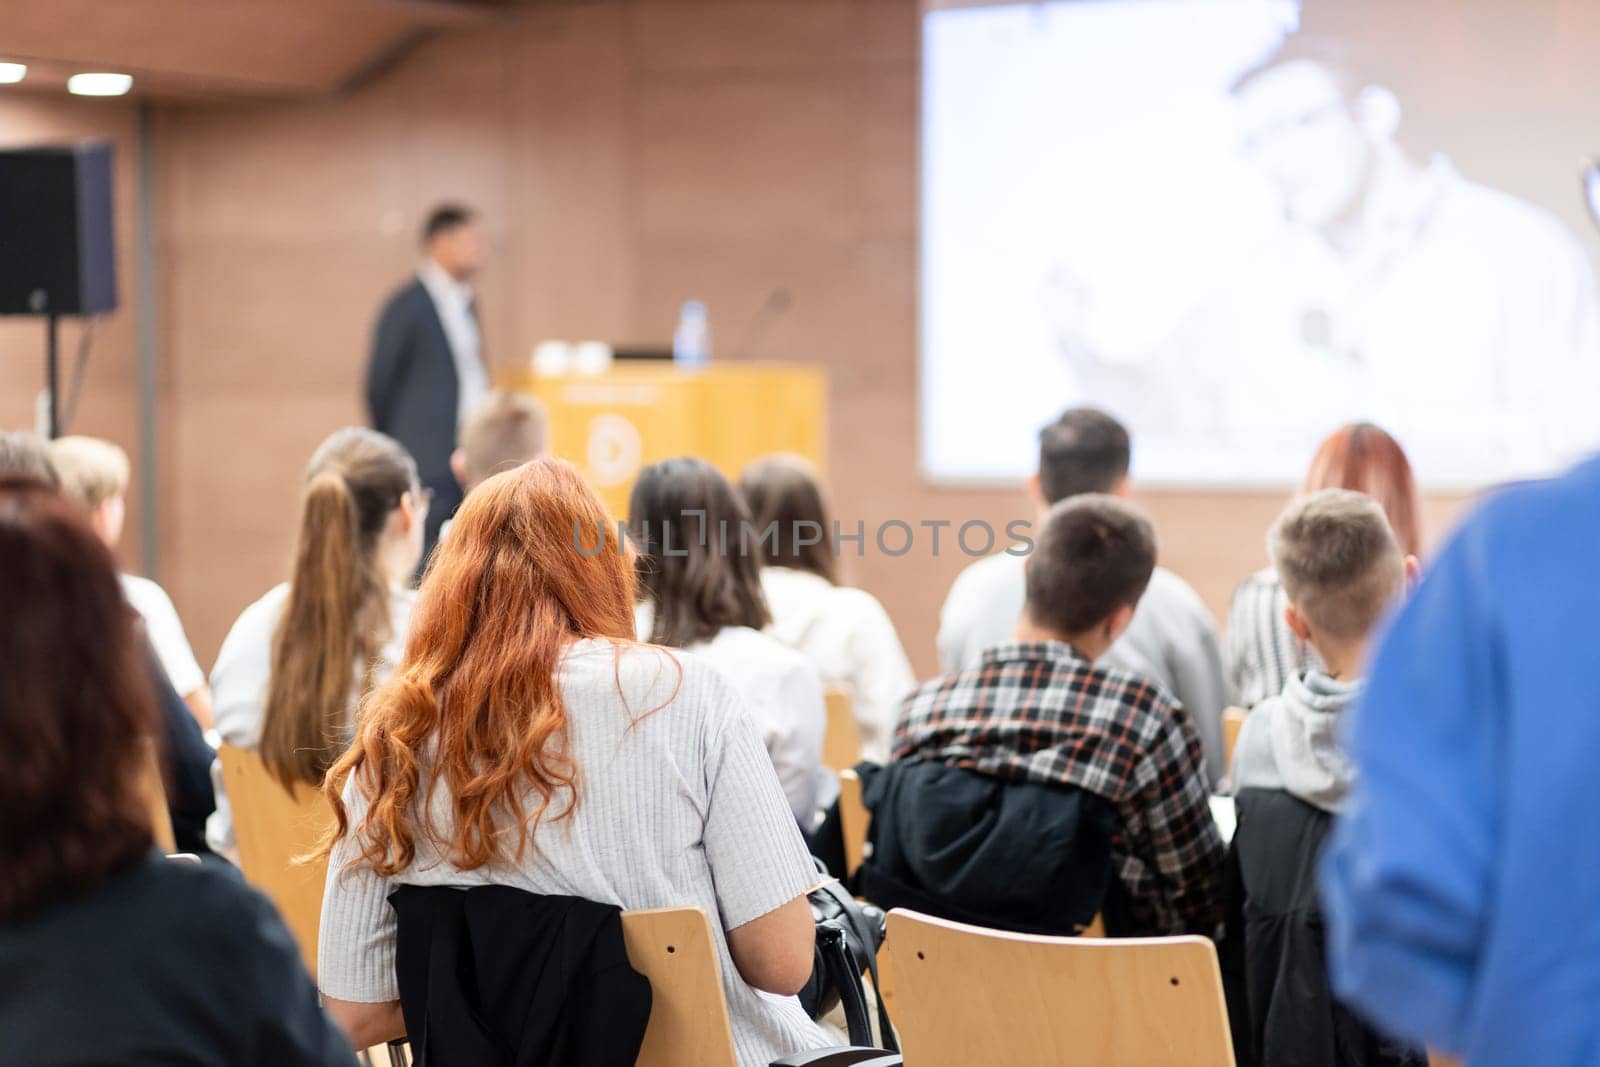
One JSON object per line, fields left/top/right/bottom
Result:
{"left": 68, "top": 72, "right": 133, "bottom": 97}
{"left": 0, "top": 63, "right": 26, "bottom": 84}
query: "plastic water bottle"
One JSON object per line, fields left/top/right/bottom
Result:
{"left": 673, "top": 300, "right": 711, "bottom": 370}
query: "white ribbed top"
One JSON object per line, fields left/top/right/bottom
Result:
{"left": 317, "top": 638, "right": 829, "bottom": 1067}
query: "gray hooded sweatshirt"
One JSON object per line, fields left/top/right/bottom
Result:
{"left": 1230, "top": 670, "right": 1359, "bottom": 813}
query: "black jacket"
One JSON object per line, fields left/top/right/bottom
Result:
{"left": 389, "top": 885, "right": 651, "bottom": 1067}
{"left": 0, "top": 855, "right": 354, "bottom": 1066}
{"left": 365, "top": 278, "right": 466, "bottom": 549}
{"left": 856, "top": 760, "right": 1119, "bottom": 936}
{"left": 1220, "top": 788, "right": 1426, "bottom": 1067}
{"left": 146, "top": 638, "right": 215, "bottom": 854}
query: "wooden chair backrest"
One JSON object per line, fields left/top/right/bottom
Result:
{"left": 823, "top": 687, "right": 861, "bottom": 772}
{"left": 216, "top": 744, "right": 334, "bottom": 976}
{"left": 838, "top": 768, "right": 869, "bottom": 878}
{"left": 139, "top": 738, "right": 177, "bottom": 854}
{"left": 1222, "top": 706, "right": 1247, "bottom": 772}
{"left": 885, "top": 908, "right": 1235, "bottom": 1066}
{"left": 620, "top": 907, "right": 738, "bottom": 1067}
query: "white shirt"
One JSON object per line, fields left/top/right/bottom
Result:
{"left": 120, "top": 573, "right": 206, "bottom": 699}
{"left": 317, "top": 640, "right": 830, "bottom": 1067}
{"left": 937, "top": 551, "right": 1229, "bottom": 786}
{"left": 636, "top": 603, "right": 827, "bottom": 825}
{"left": 418, "top": 258, "right": 488, "bottom": 431}
{"left": 759, "top": 567, "right": 917, "bottom": 763}
{"left": 206, "top": 582, "right": 416, "bottom": 852}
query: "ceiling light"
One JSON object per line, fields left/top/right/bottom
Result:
{"left": 67, "top": 72, "right": 132, "bottom": 97}
{"left": 0, "top": 63, "right": 26, "bottom": 84}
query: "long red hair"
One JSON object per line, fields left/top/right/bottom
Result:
{"left": 1303, "top": 422, "right": 1423, "bottom": 557}
{"left": 321, "top": 457, "right": 637, "bottom": 876}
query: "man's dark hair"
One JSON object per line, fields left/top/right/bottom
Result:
{"left": 421, "top": 203, "right": 476, "bottom": 245}
{"left": 1025, "top": 494, "right": 1156, "bottom": 637}
{"left": 1037, "top": 408, "right": 1131, "bottom": 504}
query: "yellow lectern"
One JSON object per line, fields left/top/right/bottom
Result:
{"left": 502, "top": 363, "right": 827, "bottom": 518}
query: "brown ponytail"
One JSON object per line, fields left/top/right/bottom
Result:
{"left": 259, "top": 428, "right": 416, "bottom": 790}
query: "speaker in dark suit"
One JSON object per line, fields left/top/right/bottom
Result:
{"left": 364, "top": 205, "right": 488, "bottom": 559}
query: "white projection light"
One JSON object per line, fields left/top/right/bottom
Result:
{"left": 0, "top": 63, "right": 27, "bottom": 84}
{"left": 68, "top": 73, "right": 133, "bottom": 97}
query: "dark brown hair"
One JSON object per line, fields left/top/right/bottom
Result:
{"left": 422, "top": 203, "right": 476, "bottom": 245}
{"left": 1024, "top": 494, "right": 1157, "bottom": 637}
{"left": 0, "top": 476, "right": 157, "bottom": 922}
{"left": 629, "top": 457, "right": 770, "bottom": 648}
{"left": 1303, "top": 422, "right": 1422, "bottom": 558}
{"left": 1038, "top": 408, "right": 1132, "bottom": 505}
{"left": 260, "top": 428, "right": 417, "bottom": 790}
{"left": 738, "top": 452, "right": 836, "bottom": 583}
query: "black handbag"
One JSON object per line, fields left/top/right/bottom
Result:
{"left": 798, "top": 860, "right": 898, "bottom": 1052}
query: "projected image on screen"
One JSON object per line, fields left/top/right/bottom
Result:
{"left": 920, "top": 0, "right": 1600, "bottom": 487}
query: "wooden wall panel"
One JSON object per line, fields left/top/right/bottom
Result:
{"left": 153, "top": 0, "right": 1474, "bottom": 680}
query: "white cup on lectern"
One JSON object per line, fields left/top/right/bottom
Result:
{"left": 531, "top": 340, "right": 573, "bottom": 377}
{"left": 572, "top": 341, "right": 614, "bottom": 375}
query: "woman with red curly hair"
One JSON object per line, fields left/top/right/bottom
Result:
{"left": 0, "top": 477, "right": 352, "bottom": 1064}
{"left": 316, "top": 458, "right": 829, "bottom": 1065}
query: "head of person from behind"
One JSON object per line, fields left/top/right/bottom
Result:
{"left": 0, "top": 430, "right": 59, "bottom": 485}
{"left": 1017, "top": 494, "right": 1157, "bottom": 663}
{"left": 322, "top": 456, "right": 637, "bottom": 876}
{"left": 629, "top": 456, "right": 771, "bottom": 648}
{"left": 0, "top": 476, "right": 159, "bottom": 924}
{"left": 259, "top": 427, "right": 425, "bottom": 790}
{"left": 46, "top": 435, "right": 129, "bottom": 549}
{"left": 422, "top": 202, "right": 483, "bottom": 283}
{"left": 1231, "top": 38, "right": 1403, "bottom": 232}
{"left": 1303, "top": 421, "right": 1423, "bottom": 558}
{"left": 739, "top": 451, "right": 837, "bottom": 584}
{"left": 1270, "top": 488, "right": 1416, "bottom": 681}
{"left": 1030, "top": 406, "right": 1133, "bottom": 514}
{"left": 450, "top": 390, "right": 550, "bottom": 495}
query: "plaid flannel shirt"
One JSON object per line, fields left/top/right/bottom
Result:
{"left": 892, "top": 640, "right": 1224, "bottom": 935}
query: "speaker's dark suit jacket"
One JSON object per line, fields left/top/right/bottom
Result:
{"left": 365, "top": 277, "right": 465, "bottom": 551}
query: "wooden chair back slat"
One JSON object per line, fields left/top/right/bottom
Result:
{"left": 216, "top": 743, "right": 334, "bottom": 977}
{"left": 620, "top": 907, "right": 738, "bottom": 1067}
{"left": 884, "top": 908, "right": 1235, "bottom": 1066}
{"left": 823, "top": 688, "right": 861, "bottom": 773}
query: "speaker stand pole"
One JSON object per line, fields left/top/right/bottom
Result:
{"left": 45, "top": 313, "right": 60, "bottom": 439}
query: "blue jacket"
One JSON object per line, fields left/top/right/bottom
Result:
{"left": 1321, "top": 455, "right": 1600, "bottom": 1066}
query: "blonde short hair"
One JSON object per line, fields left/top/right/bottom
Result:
{"left": 1270, "top": 488, "right": 1404, "bottom": 641}
{"left": 49, "top": 436, "right": 130, "bottom": 509}
{"left": 459, "top": 392, "right": 548, "bottom": 490}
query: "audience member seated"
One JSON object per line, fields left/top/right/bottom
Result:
{"left": 450, "top": 389, "right": 549, "bottom": 495}
{"left": 740, "top": 452, "right": 917, "bottom": 762}
{"left": 1219, "top": 490, "right": 1422, "bottom": 1067}
{"left": 937, "top": 408, "right": 1230, "bottom": 785}
{"left": 50, "top": 434, "right": 213, "bottom": 728}
{"left": 0, "top": 433, "right": 215, "bottom": 855}
{"left": 880, "top": 494, "right": 1223, "bottom": 936}
{"left": 630, "top": 456, "right": 828, "bottom": 826}
{"left": 316, "top": 458, "right": 831, "bottom": 1065}
{"left": 0, "top": 478, "right": 354, "bottom": 1065}
{"left": 1225, "top": 422, "right": 1422, "bottom": 708}
{"left": 208, "top": 427, "right": 423, "bottom": 852}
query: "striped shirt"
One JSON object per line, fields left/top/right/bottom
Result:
{"left": 1224, "top": 569, "right": 1322, "bottom": 708}
{"left": 893, "top": 640, "right": 1224, "bottom": 935}
{"left": 318, "top": 639, "right": 829, "bottom": 1067}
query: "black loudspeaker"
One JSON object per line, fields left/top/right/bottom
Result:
{"left": 0, "top": 142, "right": 118, "bottom": 316}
